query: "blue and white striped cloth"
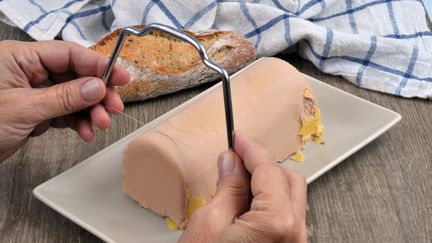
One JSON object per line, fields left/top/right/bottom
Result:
{"left": 1, "top": 0, "right": 431, "bottom": 99}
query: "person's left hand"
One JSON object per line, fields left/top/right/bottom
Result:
{"left": 0, "top": 40, "right": 129, "bottom": 161}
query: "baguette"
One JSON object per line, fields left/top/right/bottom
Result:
{"left": 91, "top": 25, "right": 257, "bottom": 102}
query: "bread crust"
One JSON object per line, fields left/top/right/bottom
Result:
{"left": 91, "top": 25, "right": 257, "bottom": 102}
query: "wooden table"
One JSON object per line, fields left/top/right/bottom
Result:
{"left": 0, "top": 22, "right": 431, "bottom": 243}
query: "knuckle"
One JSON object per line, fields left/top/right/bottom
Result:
{"left": 55, "top": 85, "right": 76, "bottom": 112}
{"left": 239, "top": 216, "right": 297, "bottom": 243}
{"left": 186, "top": 207, "right": 222, "bottom": 237}
{"left": 262, "top": 162, "right": 281, "bottom": 173}
{"left": 268, "top": 218, "right": 297, "bottom": 242}
{"left": 189, "top": 206, "right": 217, "bottom": 224}
{"left": 281, "top": 164, "right": 307, "bottom": 185}
{"left": 223, "top": 177, "right": 248, "bottom": 196}
{"left": 296, "top": 174, "right": 307, "bottom": 186}
{"left": 220, "top": 221, "right": 257, "bottom": 242}
{"left": 203, "top": 207, "right": 221, "bottom": 222}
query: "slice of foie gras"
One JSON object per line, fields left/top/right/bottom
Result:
{"left": 122, "top": 57, "right": 323, "bottom": 229}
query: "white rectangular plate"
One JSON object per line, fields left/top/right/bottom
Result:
{"left": 33, "top": 69, "right": 401, "bottom": 243}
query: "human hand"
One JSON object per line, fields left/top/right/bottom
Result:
{"left": 0, "top": 40, "right": 129, "bottom": 161}
{"left": 180, "top": 132, "right": 307, "bottom": 243}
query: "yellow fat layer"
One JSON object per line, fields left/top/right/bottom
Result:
{"left": 166, "top": 217, "right": 179, "bottom": 230}
{"left": 290, "top": 151, "right": 305, "bottom": 162}
{"left": 299, "top": 108, "right": 324, "bottom": 142}
{"left": 186, "top": 196, "right": 207, "bottom": 220}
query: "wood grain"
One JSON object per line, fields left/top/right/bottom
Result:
{"left": 1, "top": 22, "right": 431, "bottom": 243}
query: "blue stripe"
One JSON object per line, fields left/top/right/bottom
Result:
{"left": 320, "top": 0, "right": 326, "bottom": 9}
{"left": 296, "top": 0, "right": 301, "bottom": 13}
{"left": 184, "top": 0, "right": 218, "bottom": 29}
{"left": 70, "top": 21, "right": 87, "bottom": 40}
{"left": 303, "top": 41, "right": 432, "bottom": 83}
{"left": 346, "top": 0, "right": 358, "bottom": 33}
{"left": 65, "top": 5, "right": 111, "bottom": 24}
{"left": 395, "top": 47, "right": 419, "bottom": 95}
{"left": 240, "top": 2, "right": 261, "bottom": 48}
{"left": 112, "top": 0, "right": 117, "bottom": 7}
{"left": 310, "top": 0, "right": 398, "bottom": 22}
{"left": 88, "top": 1, "right": 111, "bottom": 32}
{"left": 245, "top": 13, "right": 295, "bottom": 38}
{"left": 297, "top": 0, "right": 323, "bottom": 15}
{"left": 319, "top": 29, "right": 333, "bottom": 70}
{"left": 101, "top": 8, "right": 110, "bottom": 31}
{"left": 62, "top": 10, "right": 87, "bottom": 40}
{"left": 385, "top": 31, "right": 432, "bottom": 39}
{"left": 356, "top": 36, "right": 377, "bottom": 86}
{"left": 272, "top": 0, "right": 289, "bottom": 12}
{"left": 23, "top": 0, "right": 85, "bottom": 32}
{"left": 284, "top": 17, "right": 292, "bottom": 46}
{"left": 141, "top": 1, "right": 156, "bottom": 24}
{"left": 386, "top": 0, "right": 400, "bottom": 35}
{"left": 152, "top": 0, "right": 183, "bottom": 28}
{"left": 29, "top": 0, "right": 47, "bottom": 14}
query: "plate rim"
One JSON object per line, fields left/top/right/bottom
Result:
{"left": 33, "top": 188, "right": 115, "bottom": 242}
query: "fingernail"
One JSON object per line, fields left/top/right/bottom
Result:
{"left": 81, "top": 79, "right": 101, "bottom": 101}
{"left": 218, "top": 152, "right": 235, "bottom": 179}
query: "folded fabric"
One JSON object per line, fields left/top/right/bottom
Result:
{"left": 1, "top": 0, "right": 431, "bottom": 99}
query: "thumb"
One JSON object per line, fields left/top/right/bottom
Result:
{"left": 31, "top": 77, "right": 106, "bottom": 122}
{"left": 179, "top": 153, "right": 250, "bottom": 243}
{"left": 209, "top": 151, "right": 250, "bottom": 225}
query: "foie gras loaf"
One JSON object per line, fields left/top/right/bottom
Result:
{"left": 123, "top": 57, "right": 324, "bottom": 229}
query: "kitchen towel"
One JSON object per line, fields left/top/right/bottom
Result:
{"left": 0, "top": 0, "right": 431, "bottom": 99}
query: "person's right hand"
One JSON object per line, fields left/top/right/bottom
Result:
{"left": 180, "top": 132, "right": 307, "bottom": 243}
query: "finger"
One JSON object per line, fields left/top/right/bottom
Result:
{"left": 32, "top": 41, "right": 130, "bottom": 86}
{"left": 102, "top": 87, "right": 124, "bottom": 114}
{"left": 4, "top": 41, "right": 49, "bottom": 86}
{"left": 90, "top": 104, "right": 111, "bottom": 129}
{"left": 28, "top": 77, "right": 106, "bottom": 123}
{"left": 51, "top": 113, "right": 95, "bottom": 143}
{"left": 281, "top": 168, "right": 308, "bottom": 243}
{"left": 77, "top": 118, "right": 94, "bottom": 141}
{"left": 77, "top": 64, "right": 129, "bottom": 87}
{"left": 281, "top": 165, "right": 307, "bottom": 218}
{"left": 233, "top": 131, "right": 291, "bottom": 209}
{"left": 249, "top": 163, "right": 291, "bottom": 211}
{"left": 208, "top": 151, "right": 250, "bottom": 224}
{"left": 185, "top": 151, "right": 250, "bottom": 236}
{"left": 233, "top": 131, "right": 276, "bottom": 173}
